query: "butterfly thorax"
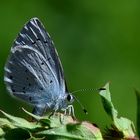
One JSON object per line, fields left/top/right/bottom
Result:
{"left": 32, "top": 93, "right": 74, "bottom": 116}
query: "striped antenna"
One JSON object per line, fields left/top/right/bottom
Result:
{"left": 71, "top": 87, "right": 106, "bottom": 94}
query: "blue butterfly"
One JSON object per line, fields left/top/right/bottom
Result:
{"left": 4, "top": 17, "right": 75, "bottom": 116}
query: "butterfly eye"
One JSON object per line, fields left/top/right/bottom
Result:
{"left": 67, "top": 94, "right": 74, "bottom": 102}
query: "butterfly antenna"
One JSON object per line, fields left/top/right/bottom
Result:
{"left": 73, "top": 95, "right": 88, "bottom": 114}
{"left": 71, "top": 87, "right": 106, "bottom": 94}
{"left": 71, "top": 87, "right": 106, "bottom": 114}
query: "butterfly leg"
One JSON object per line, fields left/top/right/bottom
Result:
{"left": 48, "top": 110, "right": 57, "bottom": 118}
{"left": 68, "top": 106, "right": 71, "bottom": 115}
{"left": 68, "top": 105, "right": 76, "bottom": 119}
{"left": 48, "top": 106, "right": 59, "bottom": 118}
{"left": 48, "top": 112, "right": 54, "bottom": 118}
{"left": 60, "top": 109, "right": 67, "bottom": 124}
{"left": 64, "top": 108, "right": 67, "bottom": 116}
{"left": 60, "top": 105, "right": 75, "bottom": 124}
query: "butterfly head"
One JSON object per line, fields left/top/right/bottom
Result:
{"left": 66, "top": 94, "right": 74, "bottom": 104}
{"left": 52, "top": 93, "right": 74, "bottom": 112}
{"left": 61, "top": 93, "right": 74, "bottom": 108}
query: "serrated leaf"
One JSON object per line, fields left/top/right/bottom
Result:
{"left": 22, "top": 108, "right": 51, "bottom": 127}
{"left": 0, "top": 110, "right": 41, "bottom": 130}
{"left": 99, "top": 83, "right": 136, "bottom": 139}
{"left": 37, "top": 122, "right": 103, "bottom": 140}
{"left": 22, "top": 108, "right": 44, "bottom": 121}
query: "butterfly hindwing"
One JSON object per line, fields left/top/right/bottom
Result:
{"left": 5, "top": 45, "right": 60, "bottom": 105}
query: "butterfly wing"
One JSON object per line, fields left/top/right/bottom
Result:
{"left": 4, "top": 18, "right": 67, "bottom": 108}
{"left": 14, "top": 18, "right": 66, "bottom": 91}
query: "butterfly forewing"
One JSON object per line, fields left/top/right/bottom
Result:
{"left": 14, "top": 18, "right": 65, "bottom": 90}
{"left": 4, "top": 18, "right": 67, "bottom": 106}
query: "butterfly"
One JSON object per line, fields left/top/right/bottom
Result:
{"left": 4, "top": 17, "right": 75, "bottom": 116}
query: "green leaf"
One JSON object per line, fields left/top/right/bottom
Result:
{"left": 37, "top": 121, "right": 103, "bottom": 140}
{"left": 0, "top": 118, "right": 15, "bottom": 129}
{"left": 0, "top": 110, "right": 41, "bottom": 130}
{"left": 0, "top": 109, "right": 103, "bottom": 139}
{"left": 99, "top": 83, "right": 136, "bottom": 139}
{"left": 22, "top": 108, "right": 51, "bottom": 127}
{"left": 135, "top": 89, "right": 140, "bottom": 138}
{"left": 22, "top": 108, "right": 45, "bottom": 121}
{"left": 99, "top": 83, "right": 118, "bottom": 120}
{"left": 0, "top": 128, "right": 5, "bottom": 137}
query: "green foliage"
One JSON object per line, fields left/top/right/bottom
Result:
{"left": 0, "top": 83, "right": 139, "bottom": 140}
{"left": 0, "top": 109, "right": 103, "bottom": 140}
{"left": 99, "top": 83, "right": 136, "bottom": 139}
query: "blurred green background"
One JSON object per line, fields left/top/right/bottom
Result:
{"left": 0, "top": 0, "right": 140, "bottom": 129}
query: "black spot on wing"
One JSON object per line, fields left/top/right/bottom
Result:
{"left": 23, "top": 91, "right": 26, "bottom": 93}
{"left": 47, "top": 57, "right": 51, "bottom": 61}
{"left": 9, "top": 75, "right": 13, "bottom": 79}
{"left": 40, "top": 87, "right": 43, "bottom": 91}
{"left": 41, "top": 62, "right": 44, "bottom": 65}
{"left": 44, "top": 40, "right": 48, "bottom": 43}
{"left": 29, "top": 96, "right": 32, "bottom": 101}
{"left": 12, "top": 89, "right": 15, "bottom": 92}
